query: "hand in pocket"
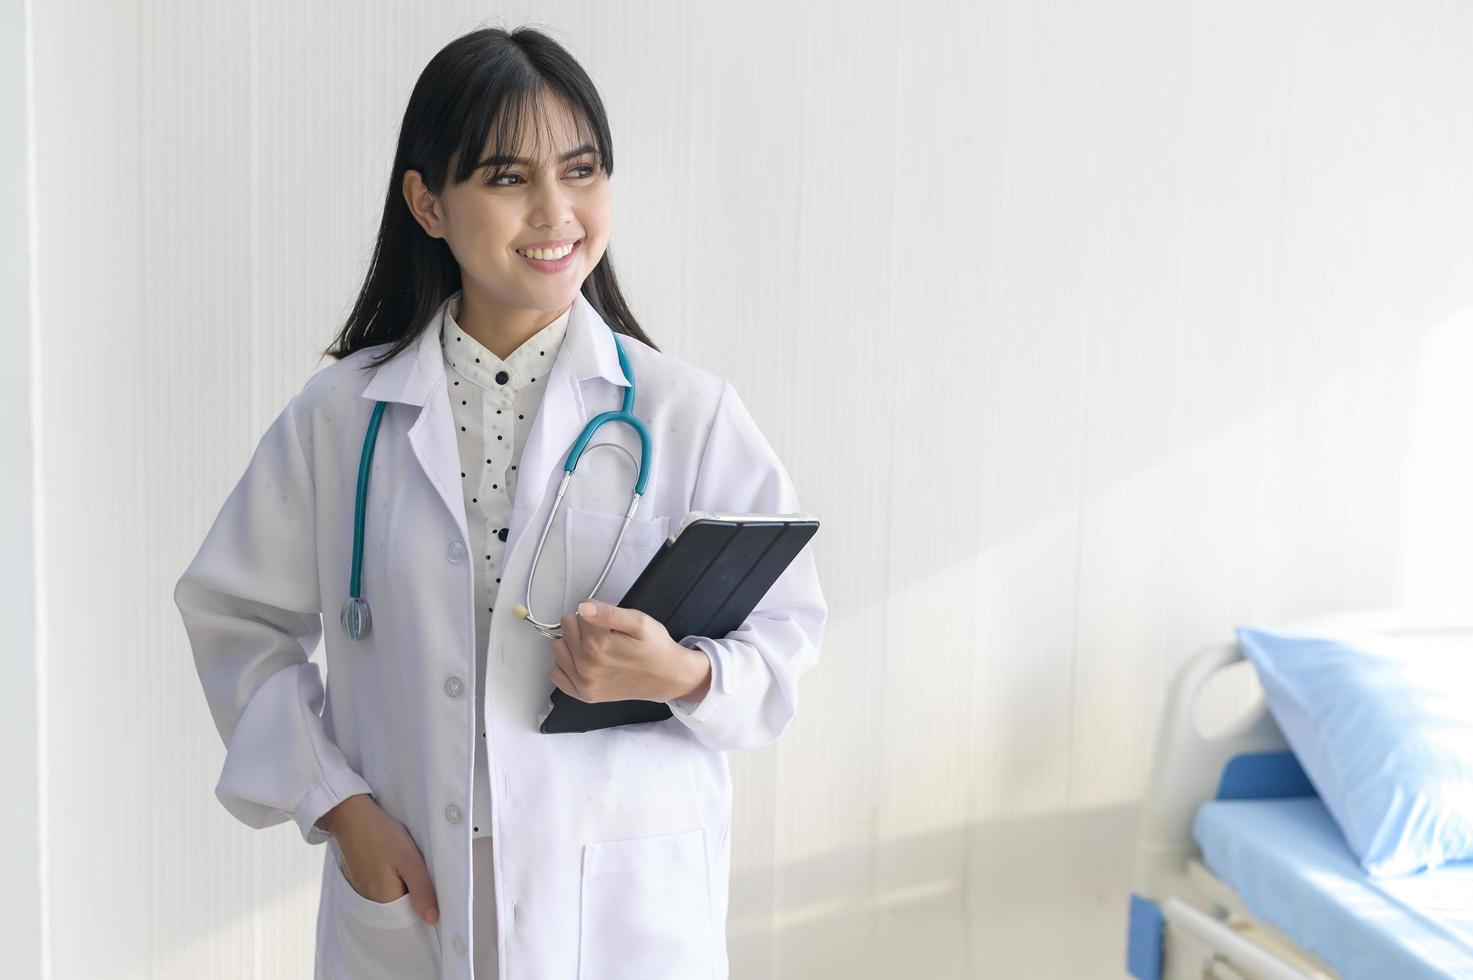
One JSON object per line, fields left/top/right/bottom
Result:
{"left": 322, "top": 793, "right": 440, "bottom": 924}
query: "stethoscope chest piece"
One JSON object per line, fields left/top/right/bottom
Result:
{"left": 341, "top": 596, "right": 372, "bottom": 640}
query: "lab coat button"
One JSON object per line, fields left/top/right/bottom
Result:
{"left": 445, "top": 803, "right": 463, "bottom": 824}
{"left": 444, "top": 676, "right": 465, "bottom": 698}
{"left": 447, "top": 540, "right": 465, "bottom": 562}
{"left": 452, "top": 934, "right": 466, "bottom": 955}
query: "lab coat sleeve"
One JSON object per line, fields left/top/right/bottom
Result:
{"left": 173, "top": 393, "right": 374, "bottom": 845}
{"left": 665, "top": 381, "right": 829, "bottom": 751}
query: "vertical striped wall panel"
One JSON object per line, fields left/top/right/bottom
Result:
{"left": 18, "top": 1, "right": 1473, "bottom": 976}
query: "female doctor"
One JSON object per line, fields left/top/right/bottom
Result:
{"left": 173, "top": 24, "right": 827, "bottom": 980}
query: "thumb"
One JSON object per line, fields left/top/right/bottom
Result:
{"left": 578, "top": 598, "right": 637, "bottom": 635}
{"left": 397, "top": 849, "right": 440, "bottom": 925}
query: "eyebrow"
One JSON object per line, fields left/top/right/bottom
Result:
{"left": 477, "top": 143, "right": 600, "bottom": 169}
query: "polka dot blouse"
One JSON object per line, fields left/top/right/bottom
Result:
{"left": 441, "top": 288, "right": 572, "bottom": 841}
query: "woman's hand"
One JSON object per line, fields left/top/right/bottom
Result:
{"left": 320, "top": 793, "right": 440, "bottom": 925}
{"left": 550, "top": 599, "right": 712, "bottom": 704}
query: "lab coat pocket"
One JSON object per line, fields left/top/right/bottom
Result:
{"left": 578, "top": 826, "right": 713, "bottom": 980}
{"left": 319, "top": 839, "right": 440, "bottom": 979}
{"left": 562, "top": 505, "right": 669, "bottom": 611}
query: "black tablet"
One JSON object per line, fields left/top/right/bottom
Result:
{"left": 538, "top": 511, "right": 820, "bottom": 734}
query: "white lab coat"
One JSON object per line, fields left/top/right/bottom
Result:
{"left": 173, "top": 290, "right": 828, "bottom": 980}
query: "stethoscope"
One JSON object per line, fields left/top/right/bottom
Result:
{"left": 340, "top": 308, "right": 651, "bottom": 642}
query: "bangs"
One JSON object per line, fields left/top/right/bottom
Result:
{"left": 449, "top": 80, "right": 609, "bottom": 185}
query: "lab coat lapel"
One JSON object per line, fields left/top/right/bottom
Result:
{"left": 407, "top": 383, "right": 467, "bottom": 543}
{"left": 359, "top": 297, "right": 468, "bottom": 544}
{"left": 509, "top": 290, "right": 631, "bottom": 555}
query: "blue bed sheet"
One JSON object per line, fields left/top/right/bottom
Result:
{"left": 1192, "top": 797, "right": 1473, "bottom": 980}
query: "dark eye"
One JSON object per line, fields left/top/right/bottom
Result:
{"left": 488, "top": 164, "right": 596, "bottom": 187}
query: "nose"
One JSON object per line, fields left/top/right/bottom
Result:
{"left": 525, "top": 181, "right": 576, "bottom": 229}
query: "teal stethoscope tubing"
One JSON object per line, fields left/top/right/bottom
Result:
{"left": 340, "top": 324, "right": 650, "bottom": 642}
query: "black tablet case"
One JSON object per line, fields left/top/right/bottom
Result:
{"left": 538, "top": 515, "right": 820, "bottom": 734}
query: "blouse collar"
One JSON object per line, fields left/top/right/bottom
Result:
{"left": 440, "top": 289, "right": 572, "bottom": 395}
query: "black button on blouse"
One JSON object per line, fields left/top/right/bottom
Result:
{"left": 495, "top": 370, "right": 510, "bottom": 385}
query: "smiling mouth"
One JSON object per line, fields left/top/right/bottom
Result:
{"left": 515, "top": 238, "right": 582, "bottom": 273}
{"left": 515, "top": 238, "right": 582, "bottom": 260}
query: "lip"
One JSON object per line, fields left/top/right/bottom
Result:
{"left": 516, "top": 238, "right": 582, "bottom": 274}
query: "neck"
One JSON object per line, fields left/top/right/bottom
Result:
{"left": 454, "top": 287, "right": 571, "bottom": 361}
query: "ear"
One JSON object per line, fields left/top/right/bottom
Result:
{"left": 401, "top": 169, "right": 445, "bottom": 239}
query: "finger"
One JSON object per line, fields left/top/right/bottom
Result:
{"left": 560, "top": 609, "right": 587, "bottom": 648}
{"left": 577, "top": 599, "right": 644, "bottom": 638}
{"left": 549, "top": 634, "right": 582, "bottom": 687}
{"left": 551, "top": 662, "right": 584, "bottom": 700}
{"left": 395, "top": 848, "right": 439, "bottom": 925}
{"left": 341, "top": 857, "right": 392, "bottom": 903}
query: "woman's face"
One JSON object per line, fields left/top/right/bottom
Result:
{"left": 405, "top": 92, "right": 611, "bottom": 316}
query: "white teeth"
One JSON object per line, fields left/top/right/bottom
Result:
{"left": 518, "top": 241, "right": 576, "bottom": 260}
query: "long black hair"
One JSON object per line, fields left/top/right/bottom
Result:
{"left": 323, "top": 25, "right": 658, "bottom": 371}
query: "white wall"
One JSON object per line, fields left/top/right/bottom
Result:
{"left": 11, "top": 1, "right": 1473, "bottom": 977}
{"left": 2, "top": 0, "right": 42, "bottom": 975}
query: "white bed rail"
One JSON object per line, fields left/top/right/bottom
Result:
{"left": 1160, "top": 898, "right": 1316, "bottom": 980}
{"left": 1132, "top": 637, "right": 1286, "bottom": 901}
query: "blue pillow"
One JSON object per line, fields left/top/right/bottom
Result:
{"left": 1235, "top": 625, "right": 1473, "bottom": 877}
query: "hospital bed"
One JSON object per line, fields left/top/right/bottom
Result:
{"left": 1127, "top": 608, "right": 1473, "bottom": 980}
